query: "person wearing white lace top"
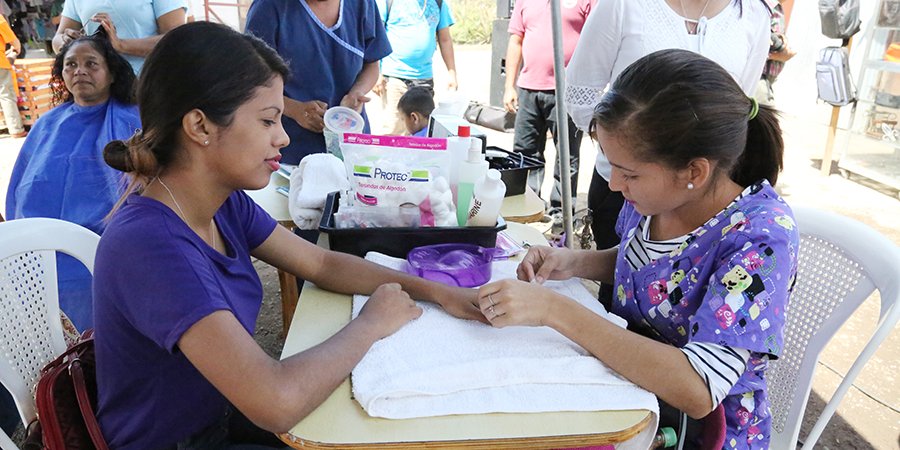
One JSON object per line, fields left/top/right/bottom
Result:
{"left": 563, "top": 0, "right": 771, "bottom": 307}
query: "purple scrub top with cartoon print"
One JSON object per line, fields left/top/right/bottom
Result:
{"left": 612, "top": 181, "right": 799, "bottom": 449}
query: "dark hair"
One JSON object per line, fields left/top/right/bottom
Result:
{"left": 398, "top": 87, "right": 435, "bottom": 117}
{"left": 590, "top": 49, "right": 783, "bottom": 187}
{"left": 103, "top": 22, "right": 289, "bottom": 204}
{"left": 51, "top": 29, "right": 136, "bottom": 106}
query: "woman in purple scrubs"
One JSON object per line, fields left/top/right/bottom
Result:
{"left": 476, "top": 50, "right": 799, "bottom": 449}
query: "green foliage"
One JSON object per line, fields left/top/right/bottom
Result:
{"left": 451, "top": 0, "right": 493, "bottom": 44}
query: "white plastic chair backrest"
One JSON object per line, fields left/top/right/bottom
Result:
{"left": 767, "top": 206, "right": 900, "bottom": 449}
{"left": 0, "top": 218, "right": 100, "bottom": 447}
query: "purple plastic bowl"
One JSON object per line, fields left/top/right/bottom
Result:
{"left": 406, "top": 243, "right": 496, "bottom": 287}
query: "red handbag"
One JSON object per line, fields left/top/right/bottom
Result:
{"left": 30, "top": 329, "right": 108, "bottom": 450}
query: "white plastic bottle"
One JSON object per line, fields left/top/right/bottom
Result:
{"left": 446, "top": 125, "right": 471, "bottom": 203}
{"left": 467, "top": 169, "right": 506, "bottom": 227}
{"left": 456, "top": 140, "right": 489, "bottom": 226}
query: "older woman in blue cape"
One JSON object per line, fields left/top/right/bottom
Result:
{"left": 5, "top": 32, "right": 139, "bottom": 331}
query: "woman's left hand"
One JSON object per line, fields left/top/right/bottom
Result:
{"left": 91, "top": 13, "right": 122, "bottom": 51}
{"left": 340, "top": 90, "right": 370, "bottom": 112}
{"left": 477, "top": 279, "right": 558, "bottom": 328}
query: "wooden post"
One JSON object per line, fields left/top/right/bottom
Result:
{"left": 821, "top": 106, "right": 842, "bottom": 175}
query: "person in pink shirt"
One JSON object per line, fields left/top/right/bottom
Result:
{"left": 503, "top": 0, "right": 594, "bottom": 213}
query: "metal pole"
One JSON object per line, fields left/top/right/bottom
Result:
{"left": 549, "top": 0, "right": 574, "bottom": 248}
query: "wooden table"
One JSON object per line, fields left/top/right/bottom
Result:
{"left": 277, "top": 223, "right": 653, "bottom": 449}
{"left": 499, "top": 186, "right": 545, "bottom": 224}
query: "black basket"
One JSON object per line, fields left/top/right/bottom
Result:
{"left": 485, "top": 147, "right": 544, "bottom": 196}
{"left": 318, "top": 192, "right": 507, "bottom": 258}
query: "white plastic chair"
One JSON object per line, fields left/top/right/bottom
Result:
{"left": 767, "top": 206, "right": 900, "bottom": 449}
{"left": 0, "top": 218, "right": 100, "bottom": 450}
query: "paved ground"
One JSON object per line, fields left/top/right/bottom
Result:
{"left": 2, "top": 40, "right": 898, "bottom": 448}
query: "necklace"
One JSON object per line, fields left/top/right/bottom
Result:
{"left": 156, "top": 177, "right": 218, "bottom": 253}
{"left": 678, "top": 0, "right": 713, "bottom": 33}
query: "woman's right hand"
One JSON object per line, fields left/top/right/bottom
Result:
{"left": 516, "top": 246, "right": 579, "bottom": 284}
{"left": 59, "top": 28, "right": 83, "bottom": 47}
{"left": 357, "top": 283, "right": 422, "bottom": 339}
{"left": 294, "top": 100, "right": 328, "bottom": 133}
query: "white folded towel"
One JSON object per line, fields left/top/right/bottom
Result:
{"left": 289, "top": 153, "right": 350, "bottom": 229}
{"left": 351, "top": 253, "right": 658, "bottom": 449}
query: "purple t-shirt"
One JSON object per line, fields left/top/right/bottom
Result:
{"left": 508, "top": 0, "right": 593, "bottom": 91}
{"left": 93, "top": 191, "right": 277, "bottom": 450}
{"left": 612, "top": 181, "right": 799, "bottom": 449}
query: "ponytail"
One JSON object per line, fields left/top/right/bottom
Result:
{"left": 103, "top": 131, "right": 162, "bottom": 218}
{"left": 732, "top": 104, "right": 784, "bottom": 187}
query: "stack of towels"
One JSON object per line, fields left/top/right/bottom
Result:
{"left": 289, "top": 153, "right": 350, "bottom": 230}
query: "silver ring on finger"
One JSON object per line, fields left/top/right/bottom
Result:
{"left": 489, "top": 294, "right": 496, "bottom": 307}
{"left": 488, "top": 305, "right": 495, "bottom": 315}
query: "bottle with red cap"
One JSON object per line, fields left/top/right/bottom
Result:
{"left": 446, "top": 125, "right": 471, "bottom": 212}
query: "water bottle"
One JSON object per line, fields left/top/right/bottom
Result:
{"left": 651, "top": 427, "right": 677, "bottom": 449}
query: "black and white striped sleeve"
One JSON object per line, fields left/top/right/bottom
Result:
{"left": 681, "top": 342, "right": 751, "bottom": 408}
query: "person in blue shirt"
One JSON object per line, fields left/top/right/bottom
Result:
{"left": 246, "top": 0, "right": 392, "bottom": 166}
{"left": 374, "top": 0, "right": 457, "bottom": 135}
{"left": 398, "top": 86, "right": 435, "bottom": 137}
{"left": 51, "top": 0, "right": 187, "bottom": 74}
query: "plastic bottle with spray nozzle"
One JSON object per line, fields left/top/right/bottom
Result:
{"left": 456, "top": 139, "right": 488, "bottom": 226}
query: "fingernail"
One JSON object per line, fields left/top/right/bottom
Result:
{"left": 535, "top": 276, "right": 544, "bottom": 284}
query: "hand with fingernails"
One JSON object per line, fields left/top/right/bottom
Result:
{"left": 477, "top": 278, "right": 561, "bottom": 328}
{"left": 91, "top": 13, "right": 122, "bottom": 52}
{"left": 516, "top": 246, "right": 581, "bottom": 285}
{"left": 356, "top": 283, "right": 422, "bottom": 339}
{"left": 297, "top": 100, "right": 327, "bottom": 133}
{"left": 437, "top": 286, "right": 489, "bottom": 324}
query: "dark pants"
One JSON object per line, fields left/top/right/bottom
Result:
{"left": 386, "top": 76, "right": 435, "bottom": 96}
{"left": 0, "top": 388, "right": 17, "bottom": 437}
{"left": 587, "top": 170, "right": 625, "bottom": 310}
{"left": 512, "top": 87, "right": 581, "bottom": 209}
{"left": 176, "top": 406, "right": 288, "bottom": 450}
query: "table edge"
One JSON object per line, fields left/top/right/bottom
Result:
{"left": 277, "top": 410, "right": 653, "bottom": 449}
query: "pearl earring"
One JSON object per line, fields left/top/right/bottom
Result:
{"left": 203, "top": 140, "right": 209, "bottom": 146}
{"left": 687, "top": 182, "right": 695, "bottom": 190}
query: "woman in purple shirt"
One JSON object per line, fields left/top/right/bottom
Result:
{"left": 476, "top": 50, "right": 799, "bottom": 449}
{"left": 92, "top": 22, "right": 483, "bottom": 450}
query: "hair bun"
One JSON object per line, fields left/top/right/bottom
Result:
{"left": 103, "top": 139, "right": 134, "bottom": 172}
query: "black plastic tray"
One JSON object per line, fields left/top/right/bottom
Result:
{"left": 485, "top": 146, "right": 543, "bottom": 196}
{"left": 319, "top": 191, "right": 507, "bottom": 258}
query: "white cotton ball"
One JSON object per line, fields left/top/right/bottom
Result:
{"left": 433, "top": 176, "right": 450, "bottom": 193}
{"left": 432, "top": 202, "right": 449, "bottom": 216}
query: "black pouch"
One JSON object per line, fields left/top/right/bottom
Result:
{"left": 464, "top": 102, "right": 515, "bottom": 132}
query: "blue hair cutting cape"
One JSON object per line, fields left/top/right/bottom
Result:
{"left": 5, "top": 99, "right": 140, "bottom": 330}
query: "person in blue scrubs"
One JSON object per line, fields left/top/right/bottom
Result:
{"left": 246, "top": 0, "right": 392, "bottom": 166}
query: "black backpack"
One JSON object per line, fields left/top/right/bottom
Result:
{"left": 819, "top": 0, "right": 861, "bottom": 40}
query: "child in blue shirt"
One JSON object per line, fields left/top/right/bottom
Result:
{"left": 398, "top": 86, "right": 435, "bottom": 137}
